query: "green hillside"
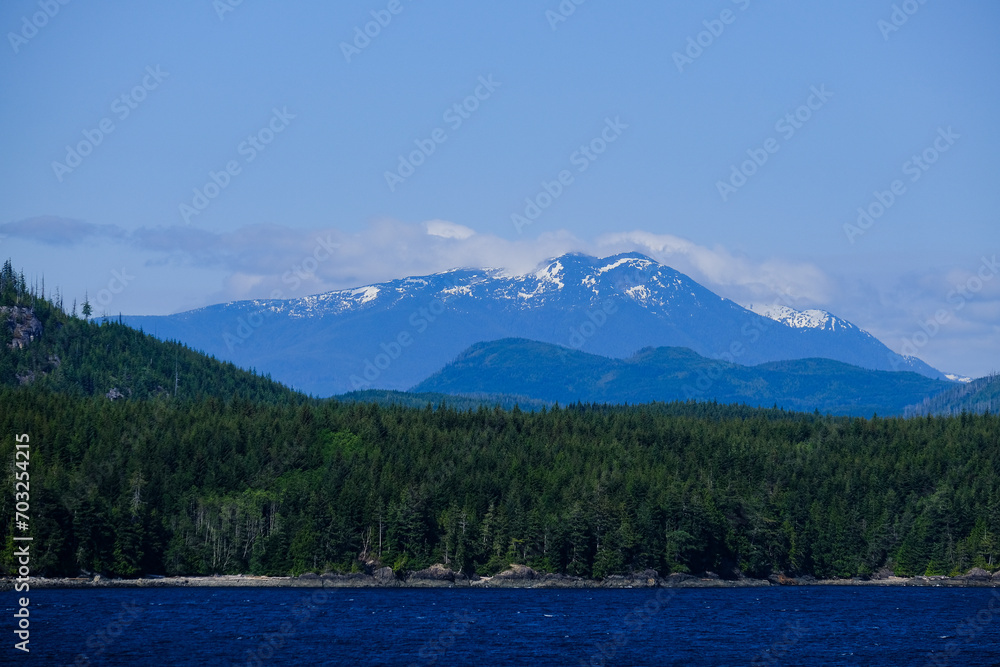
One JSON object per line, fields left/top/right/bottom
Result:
{"left": 905, "top": 373, "right": 1000, "bottom": 417}
{"left": 1, "top": 260, "right": 303, "bottom": 404}
{"left": 412, "top": 338, "right": 955, "bottom": 417}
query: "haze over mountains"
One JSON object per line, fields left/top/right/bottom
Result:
{"left": 117, "top": 253, "right": 946, "bottom": 397}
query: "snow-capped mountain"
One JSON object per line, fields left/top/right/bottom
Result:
{"left": 117, "top": 252, "right": 946, "bottom": 396}
{"left": 747, "top": 303, "right": 861, "bottom": 333}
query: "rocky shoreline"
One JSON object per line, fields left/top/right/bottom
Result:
{"left": 4, "top": 564, "right": 998, "bottom": 591}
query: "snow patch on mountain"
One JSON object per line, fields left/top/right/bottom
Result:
{"left": 353, "top": 286, "right": 381, "bottom": 304}
{"left": 597, "top": 256, "right": 654, "bottom": 274}
{"left": 747, "top": 303, "right": 861, "bottom": 333}
{"left": 535, "top": 260, "right": 565, "bottom": 289}
{"left": 625, "top": 284, "right": 653, "bottom": 303}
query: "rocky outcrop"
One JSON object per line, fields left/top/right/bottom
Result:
{"left": 484, "top": 564, "right": 537, "bottom": 587}
{"left": 963, "top": 567, "right": 991, "bottom": 581}
{"left": 409, "top": 564, "right": 457, "bottom": 582}
{"left": 602, "top": 569, "right": 662, "bottom": 588}
{"left": 768, "top": 573, "right": 822, "bottom": 586}
{"left": 2, "top": 306, "right": 42, "bottom": 349}
{"left": 320, "top": 572, "right": 380, "bottom": 587}
{"left": 532, "top": 573, "right": 589, "bottom": 588}
{"left": 406, "top": 564, "right": 469, "bottom": 587}
{"left": 373, "top": 566, "right": 398, "bottom": 586}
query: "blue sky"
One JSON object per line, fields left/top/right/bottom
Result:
{"left": 1, "top": 0, "right": 997, "bottom": 378}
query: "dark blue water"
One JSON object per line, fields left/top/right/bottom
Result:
{"left": 6, "top": 586, "right": 1000, "bottom": 665}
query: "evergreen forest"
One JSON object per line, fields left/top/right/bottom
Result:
{"left": 2, "top": 261, "right": 997, "bottom": 580}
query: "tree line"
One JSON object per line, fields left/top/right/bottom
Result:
{"left": 1, "top": 260, "right": 997, "bottom": 580}
{"left": 1, "top": 388, "right": 997, "bottom": 580}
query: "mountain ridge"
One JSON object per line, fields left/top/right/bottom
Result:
{"left": 412, "top": 337, "right": 953, "bottom": 417}
{"left": 113, "top": 252, "right": 947, "bottom": 396}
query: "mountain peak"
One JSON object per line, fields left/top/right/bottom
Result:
{"left": 117, "top": 252, "right": 946, "bottom": 395}
{"left": 533, "top": 258, "right": 566, "bottom": 288}
{"left": 747, "top": 303, "right": 859, "bottom": 333}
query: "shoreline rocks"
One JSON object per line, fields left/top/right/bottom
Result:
{"left": 4, "top": 566, "right": 997, "bottom": 591}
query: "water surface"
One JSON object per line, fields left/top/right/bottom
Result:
{"left": 9, "top": 586, "right": 1000, "bottom": 665}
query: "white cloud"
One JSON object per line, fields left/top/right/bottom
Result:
{"left": 594, "top": 230, "right": 833, "bottom": 305}
{"left": 7, "top": 214, "right": 995, "bottom": 377}
{"left": 3, "top": 215, "right": 834, "bottom": 309}
{"left": 423, "top": 219, "right": 475, "bottom": 240}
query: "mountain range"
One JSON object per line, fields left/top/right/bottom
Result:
{"left": 117, "top": 252, "right": 946, "bottom": 397}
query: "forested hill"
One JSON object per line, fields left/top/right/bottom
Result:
{"left": 2, "top": 391, "right": 998, "bottom": 580}
{"left": 905, "top": 373, "right": 1000, "bottom": 417}
{"left": 1, "top": 261, "right": 998, "bottom": 583}
{"left": 411, "top": 338, "right": 953, "bottom": 417}
{"left": 0, "top": 260, "right": 302, "bottom": 404}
